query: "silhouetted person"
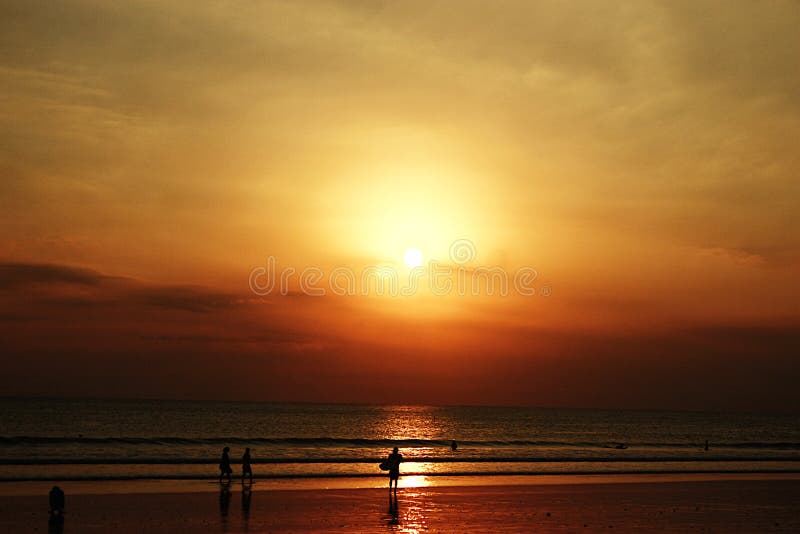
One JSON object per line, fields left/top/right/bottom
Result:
{"left": 48, "top": 486, "right": 65, "bottom": 534}
{"left": 242, "top": 447, "right": 253, "bottom": 484}
{"left": 705, "top": 440, "right": 710, "bottom": 451}
{"left": 219, "top": 446, "right": 233, "bottom": 483}
{"left": 451, "top": 440, "right": 458, "bottom": 451}
{"left": 49, "top": 486, "right": 65, "bottom": 515}
{"left": 386, "top": 447, "right": 403, "bottom": 495}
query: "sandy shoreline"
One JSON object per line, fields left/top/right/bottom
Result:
{"left": 2, "top": 471, "right": 800, "bottom": 496}
{"left": 1, "top": 474, "right": 799, "bottom": 532}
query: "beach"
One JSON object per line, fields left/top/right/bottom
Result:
{"left": 2, "top": 401, "right": 799, "bottom": 531}
{"left": 2, "top": 474, "right": 799, "bottom": 533}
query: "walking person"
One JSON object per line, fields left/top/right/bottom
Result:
{"left": 219, "top": 446, "right": 233, "bottom": 483}
{"left": 242, "top": 447, "right": 253, "bottom": 484}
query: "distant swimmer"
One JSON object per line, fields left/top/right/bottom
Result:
{"left": 451, "top": 440, "right": 458, "bottom": 451}
{"left": 614, "top": 443, "right": 627, "bottom": 450}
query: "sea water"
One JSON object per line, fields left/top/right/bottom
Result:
{"left": 1, "top": 398, "right": 798, "bottom": 481}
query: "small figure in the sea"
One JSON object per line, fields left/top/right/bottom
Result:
{"left": 451, "top": 440, "right": 458, "bottom": 451}
{"left": 385, "top": 446, "right": 403, "bottom": 496}
{"left": 704, "top": 440, "right": 709, "bottom": 451}
{"left": 219, "top": 446, "right": 233, "bottom": 483}
{"left": 242, "top": 447, "right": 253, "bottom": 484}
{"left": 614, "top": 443, "right": 627, "bottom": 450}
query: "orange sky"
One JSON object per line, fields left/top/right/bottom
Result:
{"left": 1, "top": 1, "right": 799, "bottom": 411}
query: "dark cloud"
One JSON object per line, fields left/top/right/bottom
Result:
{"left": 0, "top": 261, "right": 339, "bottom": 354}
{"left": 0, "top": 261, "right": 251, "bottom": 313}
{"left": 2, "top": 261, "right": 798, "bottom": 412}
{"left": 700, "top": 245, "right": 800, "bottom": 268}
{"left": 131, "top": 286, "right": 243, "bottom": 314}
{"left": 0, "top": 262, "right": 107, "bottom": 289}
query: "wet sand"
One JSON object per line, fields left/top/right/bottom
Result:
{"left": 1, "top": 475, "right": 799, "bottom": 532}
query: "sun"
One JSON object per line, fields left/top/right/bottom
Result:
{"left": 403, "top": 247, "right": 424, "bottom": 268}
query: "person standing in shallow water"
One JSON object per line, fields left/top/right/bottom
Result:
{"left": 242, "top": 447, "right": 253, "bottom": 484}
{"left": 386, "top": 447, "right": 403, "bottom": 494}
{"left": 219, "top": 447, "right": 233, "bottom": 483}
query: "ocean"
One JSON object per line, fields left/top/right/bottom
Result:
{"left": 1, "top": 399, "right": 798, "bottom": 482}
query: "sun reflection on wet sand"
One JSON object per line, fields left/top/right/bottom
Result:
{"left": 384, "top": 488, "right": 432, "bottom": 534}
{"left": 397, "top": 475, "right": 431, "bottom": 488}
{"left": 371, "top": 406, "right": 451, "bottom": 532}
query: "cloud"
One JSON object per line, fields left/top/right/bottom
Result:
{"left": 1, "top": 2, "right": 799, "bottom": 409}
{"left": 0, "top": 261, "right": 249, "bottom": 313}
{"left": 700, "top": 245, "right": 800, "bottom": 268}
{"left": 0, "top": 261, "right": 341, "bottom": 353}
{"left": 0, "top": 262, "right": 107, "bottom": 288}
{"left": 131, "top": 286, "right": 244, "bottom": 314}
{"left": 1, "top": 262, "right": 799, "bottom": 411}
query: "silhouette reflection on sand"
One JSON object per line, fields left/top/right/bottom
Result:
{"left": 219, "top": 481, "right": 231, "bottom": 527}
{"left": 242, "top": 481, "right": 253, "bottom": 529}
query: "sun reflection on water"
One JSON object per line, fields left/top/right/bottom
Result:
{"left": 372, "top": 405, "right": 447, "bottom": 442}
{"left": 384, "top": 489, "right": 432, "bottom": 534}
{"left": 373, "top": 406, "right": 455, "bottom": 532}
{"left": 397, "top": 475, "right": 431, "bottom": 488}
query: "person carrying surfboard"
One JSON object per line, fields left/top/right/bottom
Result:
{"left": 383, "top": 447, "right": 403, "bottom": 494}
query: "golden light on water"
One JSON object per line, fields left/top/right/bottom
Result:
{"left": 397, "top": 474, "right": 432, "bottom": 489}
{"left": 373, "top": 406, "right": 448, "bottom": 442}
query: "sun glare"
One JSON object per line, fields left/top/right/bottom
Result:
{"left": 403, "top": 247, "right": 424, "bottom": 268}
